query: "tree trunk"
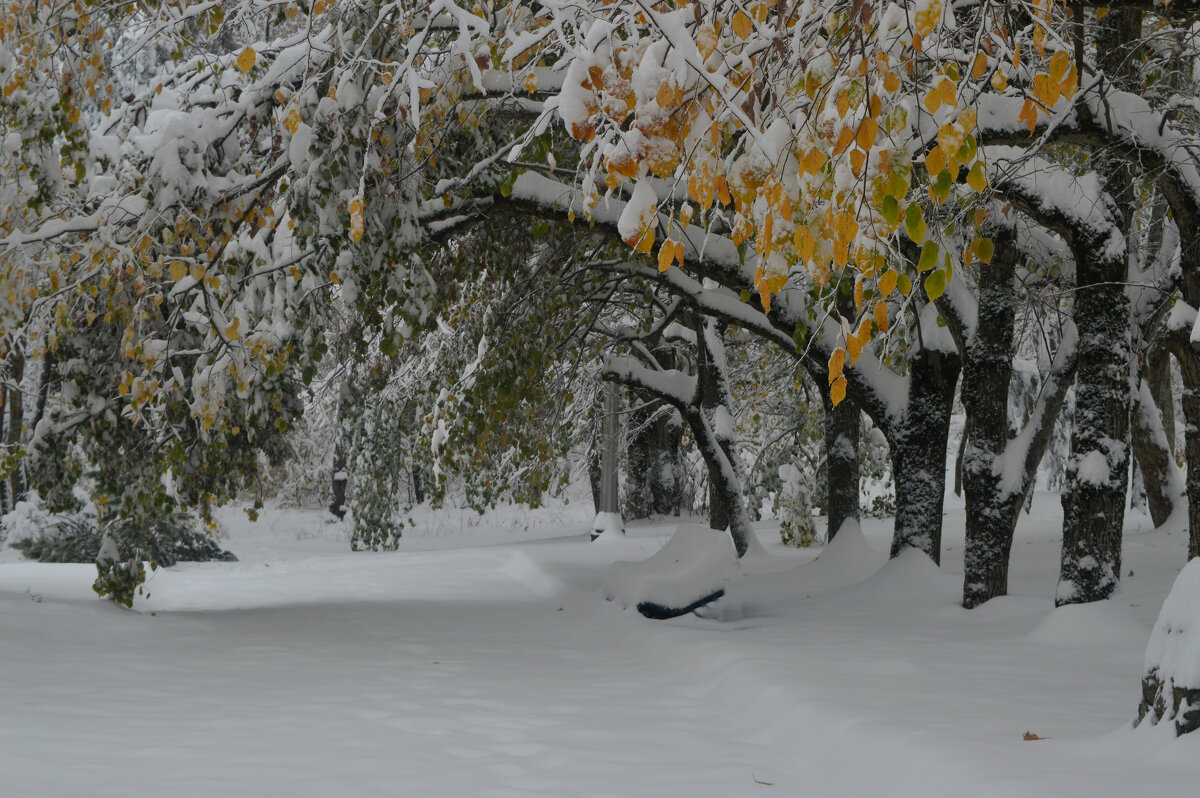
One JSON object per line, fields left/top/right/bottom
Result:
{"left": 1172, "top": 340, "right": 1200, "bottom": 561}
{"left": 821, "top": 388, "right": 859, "bottom": 540}
{"left": 3, "top": 347, "right": 25, "bottom": 514}
{"left": 695, "top": 317, "right": 752, "bottom": 556}
{"left": 624, "top": 402, "right": 683, "bottom": 519}
{"left": 888, "top": 345, "right": 959, "bottom": 564}
{"left": 1058, "top": 278, "right": 1131, "bottom": 605}
{"left": 1131, "top": 358, "right": 1177, "bottom": 528}
{"left": 957, "top": 241, "right": 1022, "bottom": 608}
{"left": 1054, "top": 3, "right": 1139, "bottom": 606}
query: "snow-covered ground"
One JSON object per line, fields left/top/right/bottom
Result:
{"left": 2, "top": 491, "right": 1198, "bottom": 797}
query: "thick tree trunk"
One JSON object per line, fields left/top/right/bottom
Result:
{"left": 821, "top": 389, "right": 859, "bottom": 540}
{"left": 888, "top": 345, "right": 959, "bottom": 563}
{"left": 1058, "top": 278, "right": 1131, "bottom": 605}
{"left": 956, "top": 242, "right": 1022, "bottom": 608}
{"left": 1054, "top": 3, "right": 1139, "bottom": 605}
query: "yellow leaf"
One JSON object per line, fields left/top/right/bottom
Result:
{"left": 803, "top": 149, "right": 826, "bottom": 175}
{"left": 856, "top": 118, "right": 878, "bottom": 150}
{"left": 833, "top": 126, "right": 856, "bottom": 155}
{"left": 1049, "top": 50, "right": 1071, "bottom": 83}
{"left": 925, "top": 145, "right": 947, "bottom": 176}
{"left": 923, "top": 88, "right": 943, "bottom": 114}
{"left": 972, "top": 52, "right": 989, "bottom": 80}
{"left": 991, "top": 70, "right": 1008, "bottom": 92}
{"left": 850, "top": 148, "right": 866, "bottom": 177}
{"left": 524, "top": 71, "right": 539, "bottom": 94}
{"left": 732, "top": 11, "right": 753, "bottom": 39}
{"left": 225, "top": 317, "right": 241, "bottom": 341}
{"left": 655, "top": 81, "right": 678, "bottom": 108}
{"left": 884, "top": 71, "right": 900, "bottom": 93}
{"left": 237, "top": 48, "right": 256, "bottom": 74}
{"left": 675, "top": 241, "right": 686, "bottom": 267}
{"left": 966, "top": 162, "right": 988, "bottom": 192}
{"left": 169, "top": 261, "right": 187, "bottom": 281}
{"left": 879, "top": 269, "right": 898, "bottom": 298}
{"left": 874, "top": 300, "right": 890, "bottom": 332}
{"left": 634, "top": 226, "right": 655, "bottom": 254}
{"left": 349, "top": 197, "right": 365, "bottom": 244}
{"left": 828, "top": 348, "right": 846, "bottom": 383}
{"left": 190, "top": 263, "right": 206, "bottom": 282}
{"left": 830, "top": 375, "right": 847, "bottom": 407}
{"left": 855, "top": 318, "right": 872, "bottom": 347}
{"left": 846, "top": 334, "right": 861, "bottom": 365}
{"left": 658, "top": 240, "right": 675, "bottom": 272}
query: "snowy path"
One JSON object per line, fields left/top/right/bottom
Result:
{"left": 2, "top": 500, "right": 1199, "bottom": 796}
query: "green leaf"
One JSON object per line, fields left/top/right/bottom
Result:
{"left": 905, "top": 202, "right": 926, "bottom": 243}
{"left": 897, "top": 273, "right": 912, "bottom": 296}
{"left": 917, "top": 240, "right": 939, "bottom": 271}
{"left": 931, "top": 170, "right": 953, "bottom": 202}
{"left": 924, "top": 269, "right": 947, "bottom": 302}
{"left": 881, "top": 195, "right": 899, "bottom": 226}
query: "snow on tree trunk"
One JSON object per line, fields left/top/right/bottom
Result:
{"left": 1058, "top": 279, "right": 1131, "bottom": 606}
{"left": 696, "top": 318, "right": 751, "bottom": 557}
{"left": 941, "top": 234, "right": 1077, "bottom": 608}
{"left": 957, "top": 244, "right": 1023, "bottom": 609}
{"left": 821, "top": 388, "right": 860, "bottom": 542}
{"left": 1173, "top": 341, "right": 1200, "bottom": 562}
{"left": 888, "top": 346, "right": 959, "bottom": 564}
{"left": 1130, "top": 372, "right": 1178, "bottom": 529}
{"left": 1137, "top": 558, "right": 1200, "bottom": 736}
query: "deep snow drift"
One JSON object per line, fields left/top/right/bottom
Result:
{"left": 1, "top": 492, "right": 1198, "bottom": 797}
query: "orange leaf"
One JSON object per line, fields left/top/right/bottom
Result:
{"left": 874, "top": 300, "right": 890, "bottom": 332}
{"left": 879, "top": 269, "right": 898, "bottom": 298}
{"left": 830, "top": 375, "right": 847, "bottom": 407}
{"left": 658, "top": 240, "right": 675, "bottom": 271}
{"left": 971, "top": 52, "right": 988, "bottom": 80}
{"left": 1018, "top": 99, "right": 1038, "bottom": 133}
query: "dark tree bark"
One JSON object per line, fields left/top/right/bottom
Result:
{"left": 1058, "top": 270, "right": 1131, "bottom": 605}
{"left": 937, "top": 233, "right": 1077, "bottom": 608}
{"left": 1054, "top": 9, "right": 1140, "bottom": 605}
{"left": 888, "top": 343, "right": 959, "bottom": 564}
{"left": 820, "top": 388, "right": 859, "bottom": 540}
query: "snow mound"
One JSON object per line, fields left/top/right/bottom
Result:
{"left": 811, "top": 519, "right": 887, "bottom": 584}
{"left": 1138, "top": 559, "right": 1200, "bottom": 734}
{"left": 603, "top": 525, "right": 737, "bottom": 619}
{"left": 848, "top": 547, "right": 958, "bottom": 606}
{"left": 1027, "top": 600, "right": 1148, "bottom": 647}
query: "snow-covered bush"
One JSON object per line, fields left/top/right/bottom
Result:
{"left": 775, "top": 463, "right": 818, "bottom": 547}
{"left": 5, "top": 495, "right": 235, "bottom": 567}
